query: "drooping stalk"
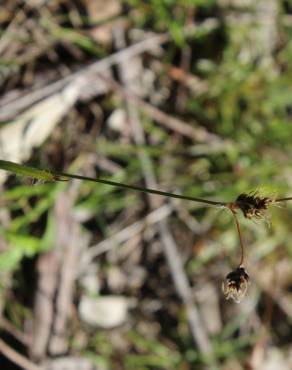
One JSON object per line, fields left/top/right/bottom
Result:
{"left": 229, "top": 206, "right": 245, "bottom": 267}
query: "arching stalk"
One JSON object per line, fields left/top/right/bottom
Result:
{"left": 229, "top": 206, "right": 245, "bottom": 267}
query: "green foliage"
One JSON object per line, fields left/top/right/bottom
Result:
{"left": 124, "top": 0, "right": 215, "bottom": 34}
{"left": 125, "top": 331, "right": 181, "bottom": 369}
{"left": 0, "top": 234, "right": 41, "bottom": 274}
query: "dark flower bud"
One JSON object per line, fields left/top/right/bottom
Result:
{"left": 222, "top": 266, "right": 250, "bottom": 303}
{"left": 235, "top": 192, "right": 274, "bottom": 220}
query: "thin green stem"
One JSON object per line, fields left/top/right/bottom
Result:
{"left": 0, "top": 160, "right": 227, "bottom": 206}
{"left": 275, "top": 197, "right": 292, "bottom": 202}
{"left": 57, "top": 171, "right": 227, "bottom": 206}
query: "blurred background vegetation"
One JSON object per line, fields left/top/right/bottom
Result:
{"left": 0, "top": 0, "right": 292, "bottom": 369}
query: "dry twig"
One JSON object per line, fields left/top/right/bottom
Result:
{"left": 0, "top": 338, "right": 41, "bottom": 370}
{"left": 0, "top": 19, "right": 218, "bottom": 121}
{"left": 0, "top": 316, "right": 30, "bottom": 346}
{"left": 81, "top": 204, "right": 173, "bottom": 269}
{"left": 98, "top": 73, "right": 221, "bottom": 144}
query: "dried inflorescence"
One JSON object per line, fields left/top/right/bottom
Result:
{"left": 222, "top": 266, "right": 250, "bottom": 303}
{"left": 235, "top": 192, "right": 274, "bottom": 220}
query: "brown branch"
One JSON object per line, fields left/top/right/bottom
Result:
{"left": 229, "top": 207, "right": 245, "bottom": 267}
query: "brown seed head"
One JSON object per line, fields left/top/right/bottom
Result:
{"left": 235, "top": 192, "right": 274, "bottom": 220}
{"left": 222, "top": 266, "right": 250, "bottom": 303}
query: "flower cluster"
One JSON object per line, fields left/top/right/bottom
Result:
{"left": 222, "top": 266, "right": 250, "bottom": 303}
{"left": 235, "top": 192, "right": 274, "bottom": 220}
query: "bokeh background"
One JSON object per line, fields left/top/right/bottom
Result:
{"left": 0, "top": 1, "right": 292, "bottom": 369}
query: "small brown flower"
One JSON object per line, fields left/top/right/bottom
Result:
{"left": 235, "top": 192, "right": 274, "bottom": 220}
{"left": 222, "top": 266, "right": 250, "bottom": 303}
